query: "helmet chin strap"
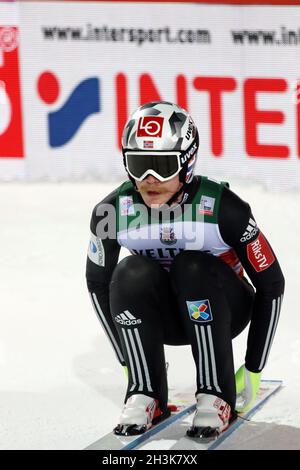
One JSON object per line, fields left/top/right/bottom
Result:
{"left": 165, "top": 164, "right": 192, "bottom": 206}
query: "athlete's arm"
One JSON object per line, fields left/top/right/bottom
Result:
{"left": 86, "top": 189, "right": 125, "bottom": 365}
{"left": 219, "top": 186, "right": 285, "bottom": 373}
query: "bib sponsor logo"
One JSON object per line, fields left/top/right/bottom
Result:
{"left": 160, "top": 226, "right": 177, "bottom": 245}
{"left": 137, "top": 116, "right": 164, "bottom": 137}
{"left": 186, "top": 299, "right": 213, "bottom": 323}
{"left": 247, "top": 232, "right": 275, "bottom": 272}
{"left": 199, "top": 195, "right": 215, "bottom": 216}
{"left": 132, "top": 247, "right": 184, "bottom": 260}
{"left": 120, "top": 196, "right": 135, "bottom": 216}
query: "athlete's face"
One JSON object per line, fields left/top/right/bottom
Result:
{"left": 135, "top": 174, "right": 183, "bottom": 207}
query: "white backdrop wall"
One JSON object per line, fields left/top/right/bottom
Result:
{"left": 1, "top": 1, "right": 300, "bottom": 188}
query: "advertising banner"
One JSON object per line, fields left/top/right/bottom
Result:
{"left": 1, "top": 1, "right": 300, "bottom": 187}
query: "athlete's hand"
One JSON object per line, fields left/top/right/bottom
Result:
{"left": 235, "top": 364, "right": 261, "bottom": 413}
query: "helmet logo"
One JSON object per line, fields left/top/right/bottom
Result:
{"left": 137, "top": 116, "right": 164, "bottom": 138}
{"left": 185, "top": 118, "right": 194, "bottom": 140}
{"left": 180, "top": 142, "right": 197, "bottom": 164}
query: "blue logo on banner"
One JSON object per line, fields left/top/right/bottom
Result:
{"left": 186, "top": 299, "right": 213, "bottom": 323}
{"left": 38, "top": 71, "right": 100, "bottom": 147}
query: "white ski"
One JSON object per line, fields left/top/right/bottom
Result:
{"left": 85, "top": 380, "right": 282, "bottom": 451}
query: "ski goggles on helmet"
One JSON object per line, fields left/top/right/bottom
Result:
{"left": 125, "top": 151, "right": 182, "bottom": 182}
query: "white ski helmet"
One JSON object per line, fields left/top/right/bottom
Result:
{"left": 122, "top": 101, "right": 199, "bottom": 185}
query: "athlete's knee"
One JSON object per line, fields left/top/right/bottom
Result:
{"left": 110, "top": 255, "right": 166, "bottom": 326}
{"left": 110, "top": 255, "right": 162, "bottom": 295}
{"left": 171, "top": 250, "right": 219, "bottom": 282}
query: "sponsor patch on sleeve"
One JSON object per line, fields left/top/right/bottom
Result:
{"left": 246, "top": 232, "right": 275, "bottom": 272}
{"left": 88, "top": 232, "right": 105, "bottom": 267}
